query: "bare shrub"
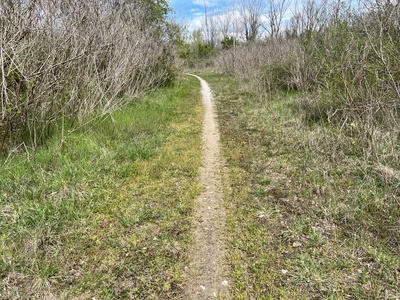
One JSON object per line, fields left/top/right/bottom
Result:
{"left": 0, "top": 0, "right": 178, "bottom": 152}
{"left": 212, "top": 39, "right": 294, "bottom": 73}
{"left": 206, "top": 0, "right": 399, "bottom": 180}
{"left": 195, "top": 0, "right": 399, "bottom": 171}
{"left": 294, "top": 1, "right": 400, "bottom": 168}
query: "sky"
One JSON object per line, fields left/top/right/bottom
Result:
{"left": 169, "top": 0, "right": 228, "bottom": 32}
{"left": 168, "top": 0, "right": 296, "bottom": 38}
{"left": 169, "top": 0, "right": 367, "bottom": 38}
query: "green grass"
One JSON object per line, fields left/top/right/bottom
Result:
{"left": 0, "top": 76, "right": 203, "bottom": 299}
{"left": 199, "top": 71, "right": 400, "bottom": 299}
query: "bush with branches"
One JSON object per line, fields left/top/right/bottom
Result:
{"left": 0, "top": 0, "right": 179, "bottom": 152}
{"left": 205, "top": 0, "right": 399, "bottom": 169}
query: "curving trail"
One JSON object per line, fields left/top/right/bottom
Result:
{"left": 185, "top": 74, "right": 230, "bottom": 300}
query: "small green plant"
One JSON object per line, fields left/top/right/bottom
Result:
{"left": 221, "top": 36, "right": 235, "bottom": 49}
{"left": 259, "top": 60, "right": 297, "bottom": 93}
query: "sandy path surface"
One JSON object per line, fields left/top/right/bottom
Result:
{"left": 185, "top": 74, "right": 230, "bottom": 300}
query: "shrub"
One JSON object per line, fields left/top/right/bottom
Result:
{"left": 0, "top": 0, "right": 179, "bottom": 152}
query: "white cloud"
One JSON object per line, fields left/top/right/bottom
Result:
{"left": 186, "top": 8, "right": 242, "bottom": 38}
{"left": 192, "top": 0, "right": 218, "bottom": 7}
{"left": 190, "top": 16, "right": 204, "bottom": 31}
{"left": 185, "top": 2, "right": 294, "bottom": 39}
{"left": 193, "top": 11, "right": 204, "bottom": 17}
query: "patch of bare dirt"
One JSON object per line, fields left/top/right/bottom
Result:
{"left": 185, "top": 74, "right": 230, "bottom": 300}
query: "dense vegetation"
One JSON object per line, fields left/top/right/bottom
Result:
{"left": 0, "top": 0, "right": 180, "bottom": 152}
{"left": 200, "top": 0, "right": 399, "bottom": 172}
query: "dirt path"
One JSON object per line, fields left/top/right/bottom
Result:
{"left": 185, "top": 74, "right": 230, "bottom": 299}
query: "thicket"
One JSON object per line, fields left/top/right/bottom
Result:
{"left": 0, "top": 0, "right": 179, "bottom": 153}
{"left": 210, "top": 0, "right": 399, "bottom": 171}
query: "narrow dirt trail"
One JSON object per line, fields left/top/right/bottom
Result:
{"left": 185, "top": 74, "right": 230, "bottom": 299}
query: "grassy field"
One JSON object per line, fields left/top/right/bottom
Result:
{"left": 199, "top": 71, "right": 399, "bottom": 300}
{"left": 0, "top": 77, "right": 203, "bottom": 299}
{"left": 1, "top": 70, "right": 398, "bottom": 299}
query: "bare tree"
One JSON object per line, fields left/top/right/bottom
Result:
{"left": 299, "top": 0, "right": 328, "bottom": 32}
{"left": 202, "top": 1, "right": 226, "bottom": 48}
{"left": 216, "top": 6, "right": 233, "bottom": 39}
{"left": 238, "top": 0, "right": 266, "bottom": 41}
{"left": 264, "top": 0, "right": 291, "bottom": 38}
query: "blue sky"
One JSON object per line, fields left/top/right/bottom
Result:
{"left": 168, "top": 0, "right": 297, "bottom": 38}
{"left": 169, "top": 0, "right": 363, "bottom": 37}
{"left": 169, "top": 0, "right": 227, "bottom": 31}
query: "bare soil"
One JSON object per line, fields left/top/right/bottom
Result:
{"left": 185, "top": 74, "right": 230, "bottom": 300}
